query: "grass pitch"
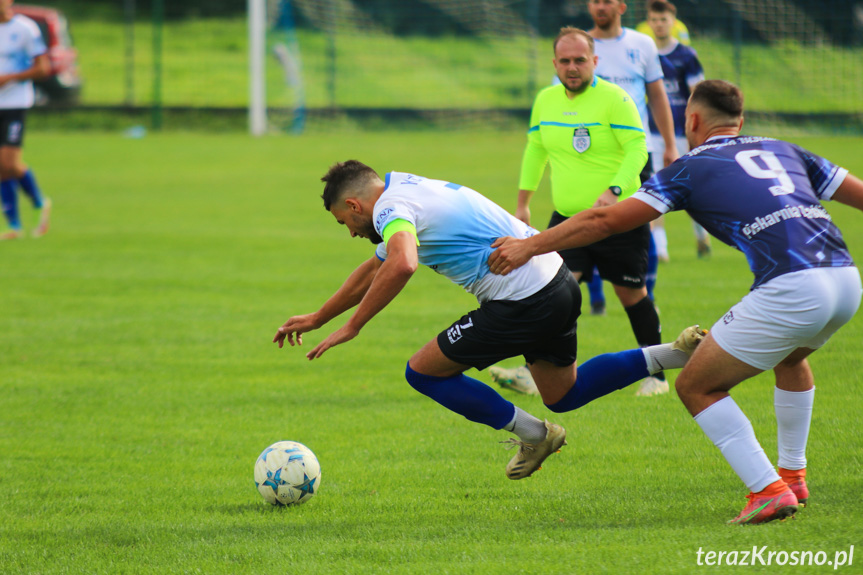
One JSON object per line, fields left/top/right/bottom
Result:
{"left": 2, "top": 131, "right": 862, "bottom": 574}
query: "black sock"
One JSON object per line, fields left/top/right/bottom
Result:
{"left": 624, "top": 296, "right": 664, "bottom": 380}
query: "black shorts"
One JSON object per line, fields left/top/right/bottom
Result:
{"left": 0, "top": 109, "right": 26, "bottom": 147}
{"left": 437, "top": 265, "right": 581, "bottom": 370}
{"left": 640, "top": 153, "right": 655, "bottom": 184}
{"left": 548, "top": 211, "right": 650, "bottom": 288}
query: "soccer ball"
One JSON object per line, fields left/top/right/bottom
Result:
{"left": 254, "top": 441, "right": 321, "bottom": 505}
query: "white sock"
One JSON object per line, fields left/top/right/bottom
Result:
{"left": 504, "top": 407, "right": 546, "bottom": 444}
{"left": 694, "top": 396, "right": 780, "bottom": 493}
{"left": 642, "top": 344, "right": 690, "bottom": 374}
{"left": 775, "top": 387, "right": 814, "bottom": 470}
{"left": 652, "top": 227, "right": 669, "bottom": 257}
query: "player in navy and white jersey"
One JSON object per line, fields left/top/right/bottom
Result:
{"left": 641, "top": 135, "right": 851, "bottom": 289}
{"left": 0, "top": 0, "right": 51, "bottom": 240}
{"left": 646, "top": 0, "right": 708, "bottom": 260}
{"left": 647, "top": 47, "right": 703, "bottom": 168}
{"left": 274, "top": 160, "right": 705, "bottom": 482}
{"left": 488, "top": 80, "right": 863, "bottom": 524}
{"left": 587, "top": 0, "right": 677, "bottom": 396}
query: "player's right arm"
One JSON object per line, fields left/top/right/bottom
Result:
{"left": 273, "top": 256, "right": 383, "bottom": 348}
{"left": 517, "top": 95, "right": 550, "bottom": 225}
{"left": 305, "top": 231, "right": 418, "bottom": 360}
{"left": 0, "top": 53, "right": 49, "bottom": 88}
{"left": 489, "top": 198, "right": 661, "bottom": 275}
{"left": 832, "top": 172, "right": 863, "bottom": 211}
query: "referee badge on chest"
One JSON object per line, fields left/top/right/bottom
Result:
{"left": 572, "top": 127, "right": 591, "bottom": 153}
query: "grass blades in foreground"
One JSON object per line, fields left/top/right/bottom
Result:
{"left": 1, "top": 132, "right": 862, "bottom": 574}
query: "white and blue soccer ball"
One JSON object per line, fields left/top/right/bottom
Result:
{"left": 254, "top": 441, "right": 321, "bottom": 506}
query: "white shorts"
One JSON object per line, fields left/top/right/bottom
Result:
{"left": 651, "top": 135, "right": 689, "bottom": 173}
{"left": 710, "top": 267, "right": 862, "bottom": 371}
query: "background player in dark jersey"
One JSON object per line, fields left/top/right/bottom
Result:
{"left": 488, "top": 79, "right": 863, "bottom": 525}
{"left": 645, "top": 0, "right": 710, "bottom": 261}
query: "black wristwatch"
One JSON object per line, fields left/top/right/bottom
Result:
{"left": 608, "top": 185, "right": 622, "bottom": 197}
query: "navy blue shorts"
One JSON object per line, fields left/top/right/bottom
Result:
{"left": 0, "top": 109, "right": 26, "bottom": 147}
{"left": 436, "top": 265, "right": 581, "bottom": 370}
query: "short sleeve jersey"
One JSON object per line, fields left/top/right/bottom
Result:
{"left": 373, "top": 172, "right": 563, "bottom": 303}
{"left": 648, "top": 42, "right": 704, "bottom": 137}
{"left": 0, "top": 15, "right": 46, "bottom": 109}
{"left": 594, "top": 28, "right": 664, "bottom": 153}
{"left": 634, "top": 136, "right": 853, "bottom": 289}
{"left": 519, "top": 78, "right": 646, "bottom": 216}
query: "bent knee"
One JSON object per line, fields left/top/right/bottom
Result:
{"left": 674, "top": 372, "right": 698, "bottom": 400}
{"left": 545, "top": 400, "right": 568, "bottom": 414}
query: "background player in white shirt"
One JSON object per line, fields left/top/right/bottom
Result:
{"left": 588, "top": 0, "right": 677, "bottom": 169}
{"left": 273, "top": 160, "right": 704, "bottom": 482}
{"left": 0, "top": 0, "right": 50, "bottom": 240}
{"left": 488, "top": 80, "right": 863, "bottom": 525}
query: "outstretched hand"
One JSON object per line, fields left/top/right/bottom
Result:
{"left": 304, "top": 324, "right": 360, "bottom": 360}
{"left": 273, "top": 313, "right": 320, "bottom": 349}
{"left": 488, "top": 236, "right": 532, "bottom": 276}
{"left": 273, "top": 313, "right": 360, "bottom": 360}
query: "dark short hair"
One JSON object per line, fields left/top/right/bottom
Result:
{"left": 690, "top": 80, "right": 744, "bottom": 119}
{"left": 320, "top": 160, "right": 378, "bottom": 210}
{"left": 553, "top": 27, "right": 595, "bottom": 55}
{"left": 647, "top": 1, "right": 677, "bottom": 16}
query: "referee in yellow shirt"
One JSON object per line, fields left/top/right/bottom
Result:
{"left": 490, "top": 27, "right": 666, "bottom": 397}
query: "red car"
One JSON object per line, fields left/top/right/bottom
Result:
{"left": 12, "top": 3, "right": 81, "bottom": 105}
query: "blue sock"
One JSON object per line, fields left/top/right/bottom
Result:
{"left": 18, "top": 170, "right": 43, "bottom": 208}
{"left": 405, "top": 363, "right": 515, "bottom": 430}
{"left": 587, "top": 268, "right": 605, "bottom": 306}
{"left": 646, "top": 232, "right": 658, "bottom": 300}
{"left": 547, "top": 349, "right": 649, "bottom": 413}
{"left": 1, "top": 179, "right": 20, "bottom": 229}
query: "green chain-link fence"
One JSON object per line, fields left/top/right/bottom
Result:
{"left": 28, "top": 0, "right": 863, "bottom": 133}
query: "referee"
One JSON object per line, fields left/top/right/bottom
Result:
{"left": 490, "top": 27, "right": 665, "bottom": 397}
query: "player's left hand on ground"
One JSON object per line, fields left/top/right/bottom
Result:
{"left": 306, "top": 324, "right": 360, "bottom": 360}
{"left": 488, "top": 236, "right": 530, "bottom": 276}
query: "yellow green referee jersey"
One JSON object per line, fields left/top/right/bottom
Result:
{"left": 519, "top": 76, "right": 648, "bottom": 217}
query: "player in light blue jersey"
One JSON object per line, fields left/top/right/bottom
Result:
{"left": 0, "top": 0, "right": 51, "bottom": 240}
{"left": 489, "top": 80, "right": 863, "bottom": 525}
{"left": 274, "top": 160, "right": 705, "bottom": 482}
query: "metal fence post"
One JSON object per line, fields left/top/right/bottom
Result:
{"left": 526, "top": 0, "right": 538, "bottom": 103}
{"left": 152, "top": 0, "right": 163, "bottom": 130}
{"left": 124, "top": 0, "right": 135, "bottom": 107}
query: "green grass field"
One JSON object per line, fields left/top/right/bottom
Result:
{"left": 2, "top": 131, "right": 863, "bottom": 574}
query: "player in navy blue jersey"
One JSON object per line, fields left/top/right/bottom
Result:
{"left": 646, "top": 0, "right": 709, "bottom": 260}
{"left": 488, "top": 79, "right": 863, "bottom": 525}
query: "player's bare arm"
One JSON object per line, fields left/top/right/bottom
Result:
{"left": 515, "top": 189, "right": 534, "bottom": 225}
{"left": 488, "top": 198, "right": 660, "bottom": 275}
{"left": 305, "top": 231, "right": 418, "bottom": 360}
{"left": 0, "top": 53, "right": 49, "bottom": 87}
{"left": 831, "top": 172, "right": 863, "bottom": 211}
{"left": 273, "top": 255, "right": 382, "bottom": 348}
{"left": 592, "top": 187, "right": 620, "bottom": 208}
{"left": 646, "top": 79, "right": 679, "bottom": 167}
